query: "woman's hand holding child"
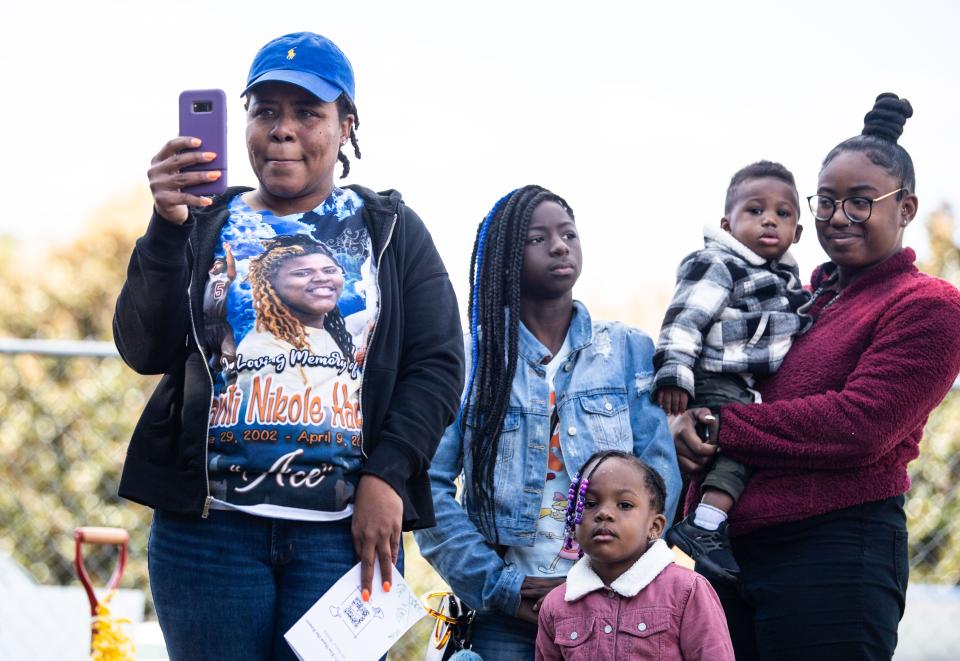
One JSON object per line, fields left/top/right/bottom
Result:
{"left": 670, "top": 408, "right": 718, "bottom": 475}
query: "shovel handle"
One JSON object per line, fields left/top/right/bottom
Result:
{"left": 74, "top": 527, "right": 129, "bottom": 615}
{"left": 76, "top": 527, "right": 129, "bottom": 545}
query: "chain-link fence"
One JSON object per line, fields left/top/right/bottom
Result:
{"left": 0, "top": 340, "right": 155, "bottom": 659}
{"left": 2, "top": 341, "right": 959, "bottom": 659}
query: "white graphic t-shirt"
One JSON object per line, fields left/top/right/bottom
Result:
{"left": 204, "top": 188, "right": 377, "bottom": 520}
{"left": 504, "top": 333, "right": 580, "bottom": 576}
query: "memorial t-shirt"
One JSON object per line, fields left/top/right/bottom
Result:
{"left": 203, "top": 188, "right": 377, "bottom": 520}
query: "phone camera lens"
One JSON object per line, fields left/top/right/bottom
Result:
{"left": 193, "top": 101, "right": 213, "bottom": 113}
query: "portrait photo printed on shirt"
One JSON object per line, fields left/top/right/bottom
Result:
{"left": 204, "top": 190, "right": 377, "bottom": 515}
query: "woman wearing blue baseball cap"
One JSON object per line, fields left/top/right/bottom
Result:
{"left": 114, "top": 32, "right": 464, "bottom": 659}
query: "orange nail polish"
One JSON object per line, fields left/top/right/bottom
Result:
{"left": 382, "top": 581, "right": 391, "bottom": 593}
{"left": 203, "top": 152, "right": 217, "bottom": 161}
{"left": 361, "top": 588, "right": 370, "bottom": 602}
{"left": 190, "top": 138, "right": 201, "bottom": 147}
{"left": 206, "top": 170, "right": 221, "bottom": 180}
{"left": 201, "top": 197, "right": 213, "bottom": 206}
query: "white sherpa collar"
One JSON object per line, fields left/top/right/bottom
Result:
{"left": 564, "top": 539, "right": 675, "bottom": 602}
{"left": 703, "top": 224, "right": 798, "bottom": 268}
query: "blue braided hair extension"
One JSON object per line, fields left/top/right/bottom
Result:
{"left": 463, "top": 185, "right": 575, "bottom": 542}
{"left": 459, "top": 189, "right": 517, "bottom": 419}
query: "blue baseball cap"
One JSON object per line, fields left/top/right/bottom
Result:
{"left": 242, "top": 32, "right": 355, "bottom": 102}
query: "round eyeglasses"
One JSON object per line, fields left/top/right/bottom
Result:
{"left": 806, "top": 188, "right": 907, "bottom": 224}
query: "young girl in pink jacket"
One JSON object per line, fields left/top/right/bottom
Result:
{"left": 535, "top": 450, "right": 733, "bottom": 660}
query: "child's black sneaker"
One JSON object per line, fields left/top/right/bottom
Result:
{"left": 666, "top": 513, "right": 741, "bottom": 583}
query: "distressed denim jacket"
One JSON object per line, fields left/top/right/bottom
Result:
{"left": 414, "top": 302, "right": 681, "bottom": 617}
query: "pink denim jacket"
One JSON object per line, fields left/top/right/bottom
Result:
{"left": 535, "top": 540, "right": 734, "bottom": 660}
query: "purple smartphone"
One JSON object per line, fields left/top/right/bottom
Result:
{"left": 178, "top": 89, "right": 227, "bottom": 195}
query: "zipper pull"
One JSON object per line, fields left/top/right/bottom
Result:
{"left": 201, "top": 496, "right": 212, "bottom": 519}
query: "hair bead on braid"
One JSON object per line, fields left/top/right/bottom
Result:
{"left": 563, "top": 471, "right": 592, "bottom": 558}
{"left": 562, "top": 472, "right": 584, "bottom": 551}
{"left": 462, "top": 186, "right": 575, "bottom": 543}
{"left": 560, "top": 459, "right": 605, "bottom": 557}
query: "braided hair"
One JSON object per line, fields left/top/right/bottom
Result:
{"left": 822, "top": 93, "right": 915, "bottom": 199}
{"left": 462, "top": 185, "right": 575, "bottom": 542}
{"left": 247, "top": 235, "right": 356, "bottom": 358}
{"left": 336, "top": 95, "right": 361, "bottom": 179}
{"left": 561, "top": 450, "right": 667, "bottom": 556}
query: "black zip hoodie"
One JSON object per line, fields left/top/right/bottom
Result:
{"left": 113, "top": 185, "right": 464, "bottom": 530}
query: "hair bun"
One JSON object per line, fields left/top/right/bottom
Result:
{"left": 862, "top": 92, "right": 913, "bottom": 143}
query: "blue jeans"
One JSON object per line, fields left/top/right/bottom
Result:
{"left": 468, "top": 610, "right": 537, "bottom": 661}
{"left": 149, "top": 509, "right": 402, "bottom": 661}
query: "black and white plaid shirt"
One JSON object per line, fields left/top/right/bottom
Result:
{"left": 653, "top": 226, "right": 812, "bottom": 398}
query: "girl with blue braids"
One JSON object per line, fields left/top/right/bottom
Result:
{"left": 415, "top": 185, "right": 681, "bottom": 660}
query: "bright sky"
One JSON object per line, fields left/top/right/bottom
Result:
{"left": 3, "top": 0, "right": 958, "bottom": 331}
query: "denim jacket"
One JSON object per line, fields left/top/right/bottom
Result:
{"left": 414, "top": 302, "right": 681, "bottom": 616}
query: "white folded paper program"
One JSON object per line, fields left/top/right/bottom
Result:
{"left": 285, "top": 562, "right": 426, "bottom": 661}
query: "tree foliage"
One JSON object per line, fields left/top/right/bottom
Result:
{"left": 909, "top": 204, "right": 960, "bottom": 583}
{"left": 0, "top": 190, "right": 155, "bottom": 592}
{"left": 0, "top": 193, "right": 958, "bottom": 653}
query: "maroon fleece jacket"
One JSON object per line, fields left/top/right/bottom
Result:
{"left": 710, "top": 248, "right": 960, "bottom": 536}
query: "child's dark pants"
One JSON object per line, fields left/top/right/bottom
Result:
{"left": 692, "top": 368, "right": 756, "bottom": 502}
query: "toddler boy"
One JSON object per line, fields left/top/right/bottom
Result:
{"left": 654, "top": 160, "right": 811, "bottom": 581}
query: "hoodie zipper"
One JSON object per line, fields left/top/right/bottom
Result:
{"left": 186, "top": 237, "right": 214, "bottom": 518}
{"left": 184, "top": 195, "right": 391, "bottom": 506}
{"left": 357, "top": 212, "right": 398, "bottom": 459}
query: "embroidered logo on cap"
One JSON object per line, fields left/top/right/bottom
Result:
{"left": 287, "top": 48, "right": 296, "bottom": 60}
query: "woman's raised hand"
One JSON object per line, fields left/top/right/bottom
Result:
{"left": 147, "top": 137, "right": 222, "bottom": 224}
{"left": 670, "top": 407, "right": 719, "bottom": 476}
